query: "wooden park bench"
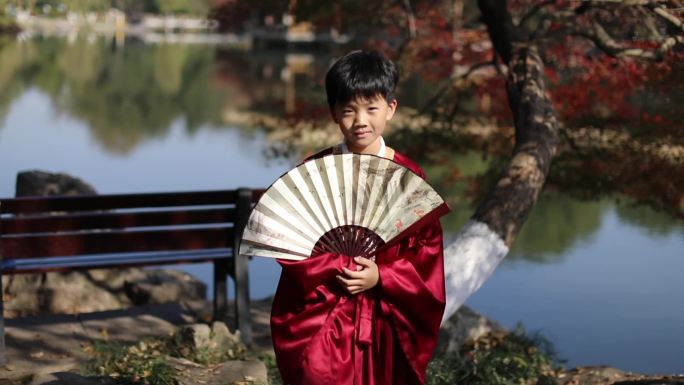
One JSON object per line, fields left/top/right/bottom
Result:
{"left": 0, "top": 188, "right": 261, "bottom": 365}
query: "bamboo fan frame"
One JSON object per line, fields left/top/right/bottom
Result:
{"left": 239, "top": 153, "right": 449, "bottom": 260}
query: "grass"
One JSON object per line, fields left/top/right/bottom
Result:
{"left": 82, "top": 324, "right": 561, "bottom": 385}
{"left": 82, "top": 326, "right": 248, "bottom": 385}
{"left": 259, "top": 353, "right": 283, "bottom": 385}
{"left": 83, "top": 338, "right": 176, "bottom": 385}
{"left": 427, "top": 325, "right": 563, "bottom": 385}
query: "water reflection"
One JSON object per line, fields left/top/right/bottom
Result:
{"left": 616, "top": 203, "right": 684, "bottom": 238}
{"left": 0, "top": 36, "right": 225, "bottom": 153}
{"left": 508, "top": 196, "right": 604, "bottom": 263}
{"left": 427, "top": 151, "right": 606, "bottom": 264}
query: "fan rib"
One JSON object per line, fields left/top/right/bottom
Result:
{"left": 272, "top": 178, "right": 324, "bottom": 236}
{"left": 240, "top": 241, "right": 307, "bottom": 260}
{"left": 377, "top": 174, "right": 425, "bottom": 240}
{"left": 281, "top": 173, "right": 330, "bottom": 234}
{"left": 294, "top": 165, "right": 334, "bottom": 232}
{"left": 353, "top": 156, "right": 369, "bottom": 227}
{"left": 360, "top": 156, "right": 380, "bottom": 229}
{"left": 306, "top": 160, "right": 339, "bottom": 229}
{"left": 257, "top": 193, "right": 319, "bottom": 244}
{"left": 244, "top": 211, "right": 314, "bottom": 254}
{"left": 367, "top": 166, "right": 404, "bottom": 234}
{"left": 241, "top": 240, "right": 310, "bottom": 259}
{"left": 362, "top": 157, "right": 390, "bottom": 230}
{"left": 342, "top": 154, "right": 353, "bottom": 227}
{"left": 341, "top": 155, "right": 354, "bottom": 252}
{"left": 324, "top": 156, "right": 345, "bottom": 231}
{"left": 242, "top": 228, "right": 311, "bottom": 257}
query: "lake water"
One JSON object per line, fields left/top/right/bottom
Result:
{"left": 0, "top": 36, "right": 682, "bottom": 374}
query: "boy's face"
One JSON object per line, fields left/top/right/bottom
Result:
{"left": 331, "top": 95, "right": 397, "bottom": 154}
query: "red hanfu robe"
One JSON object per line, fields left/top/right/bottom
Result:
{"left": 271, "top": 149, "right": 446, "bottom": 385}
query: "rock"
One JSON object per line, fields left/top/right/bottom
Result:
{"left": 168, "top": 358, "right": 268, "bottom": 385}
{"left": 208, "top": 321, "right": 245, "bottom": 360}
{"left": 2, "top": 269, "right": 207, "bottom": 317}
{"left": 2, "top": 270, "right": 128, "bottom": 317}
{"left": 4, "top": 170, "right": 111, "bottom": 316}
{"left": 171, "top": 321, "right": 245, "bottom": 361}
{"left": 177, "top": 324, "right": 212, "bottom": 353}
{"left": 436, "top": 304, "right": 507, "bottom": 353}
{"left": 210, "top": 321, "right": 241, "bottom": 348}
{"left": 555, "top": 365, "right": 679, "bottom": 385}
{"left": 124, "top": 269, "right": 207, "bottom": 305}
{"left": 15, "top": 170, "right": 97, "bottom": 197}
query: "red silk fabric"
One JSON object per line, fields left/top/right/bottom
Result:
{"left": 270, "top": 150, "right": 446, "bottom": 385}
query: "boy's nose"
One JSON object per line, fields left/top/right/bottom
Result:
{"left": 354, "top": 112, "right": 368, "bottom": 126}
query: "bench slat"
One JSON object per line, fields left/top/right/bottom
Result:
{"left": 1, "top": 227, "right": 234, "bottom": 259}
{"left": 0, "top": 190, "right": 239, "bottom": 214}
{"left": 1, "top": 248, "right": 233, "bottom": 274}
{"left": 0, "top": 208, "right": 235, "bottom": 234}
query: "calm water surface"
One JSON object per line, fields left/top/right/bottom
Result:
{"left": 0, "top": 36, "right": 682, "bottom": 374}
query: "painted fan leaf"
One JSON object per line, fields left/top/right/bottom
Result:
{"left": 239, "top": 153, "right": 449, "bottom": 260}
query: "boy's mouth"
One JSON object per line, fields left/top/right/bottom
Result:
{"left": 353, "top": 130, "right": 371, "bottom": 138}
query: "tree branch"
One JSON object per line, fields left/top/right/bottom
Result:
{"left": 648, "top": 3, "right": 684, "bottom": 30}
{"left": 567, "top": 19, "right": 682, "bottom": 60}
{"left": 403, "top": 0, "right": 417, "bottom": 39}
{"left": 417, "top": 61, "right": 498, "bottom": 115}
{"left": 553, "top": 1, "right": 684, "bottom": 61}
{"left": 517, "top": 0, "right": 556, "bottom": 29}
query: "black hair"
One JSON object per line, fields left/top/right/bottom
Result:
{"left": 325, "top": 50, "right": 399, "bottom": 111}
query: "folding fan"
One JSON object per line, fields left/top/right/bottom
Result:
{"left": 239, "top": 153, "right": 450, "bottom": 261}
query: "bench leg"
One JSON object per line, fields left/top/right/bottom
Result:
{"left": 234, "top": 254, "right": 252, "bottom": 346}
{"left": 234, "top": 188, "right": 253, "bottom": 346}
{"left": 213, "top": 259, "right": 228, "bottom": 323}
{"left": 0, "top": 273, "right": 6, "bottom": 366}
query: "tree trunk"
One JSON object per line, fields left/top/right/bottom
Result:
{"left": 442, "top": 0, "right": 560, "bottom": 321}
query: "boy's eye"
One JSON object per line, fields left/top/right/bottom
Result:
{"left": 369, "top": 107, "right": 378, "bottom": 111}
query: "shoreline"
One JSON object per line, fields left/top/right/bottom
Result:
{"left": 2, "top": 297, "right": 683, "bottom": 384}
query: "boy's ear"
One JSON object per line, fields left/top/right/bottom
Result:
{"left": 386, "top": 99, "right": 398, "bottom": 120}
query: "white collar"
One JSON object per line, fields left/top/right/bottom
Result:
{"left": 338, "top": 137, "right": 386, "bottom": 157}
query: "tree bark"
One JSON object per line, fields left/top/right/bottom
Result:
{"left": 442, "top": 0, "right": 560, "bottom": 321}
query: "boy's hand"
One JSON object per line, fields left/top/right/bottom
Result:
{"left": 336, "top": 257, "right": 379, "bottom": 295}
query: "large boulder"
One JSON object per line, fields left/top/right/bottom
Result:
{"left": 124, "top": 270, "right": 207, "bottom": 305}
{"left": 2, "top": 268, "right": 207, "bottom": 317}
{"left": 436, "top": 305, "right": 507, "bottom": 353}
{"left": 2, "top": 270, "right": 127, "bottom": 317}
{"left": 15, "top": 170, "right": 97, "bottom": 197}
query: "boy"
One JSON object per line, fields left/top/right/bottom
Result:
{"left": 270, "top": 50, "right": 446, "bottom": 385}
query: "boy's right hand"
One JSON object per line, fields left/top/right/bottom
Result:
{"left": 335, "top": 257, "right": 379, "bottom": 295}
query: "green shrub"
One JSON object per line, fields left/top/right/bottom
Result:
{"left": 258, "top": 353, "right": 283, "bottom": 385}
{"left": 427, "top": 326, "right": 562, "bottom": 385}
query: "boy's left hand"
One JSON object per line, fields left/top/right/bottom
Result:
{"left": 336, "top": 256, "right": 379, "bottom": 295}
